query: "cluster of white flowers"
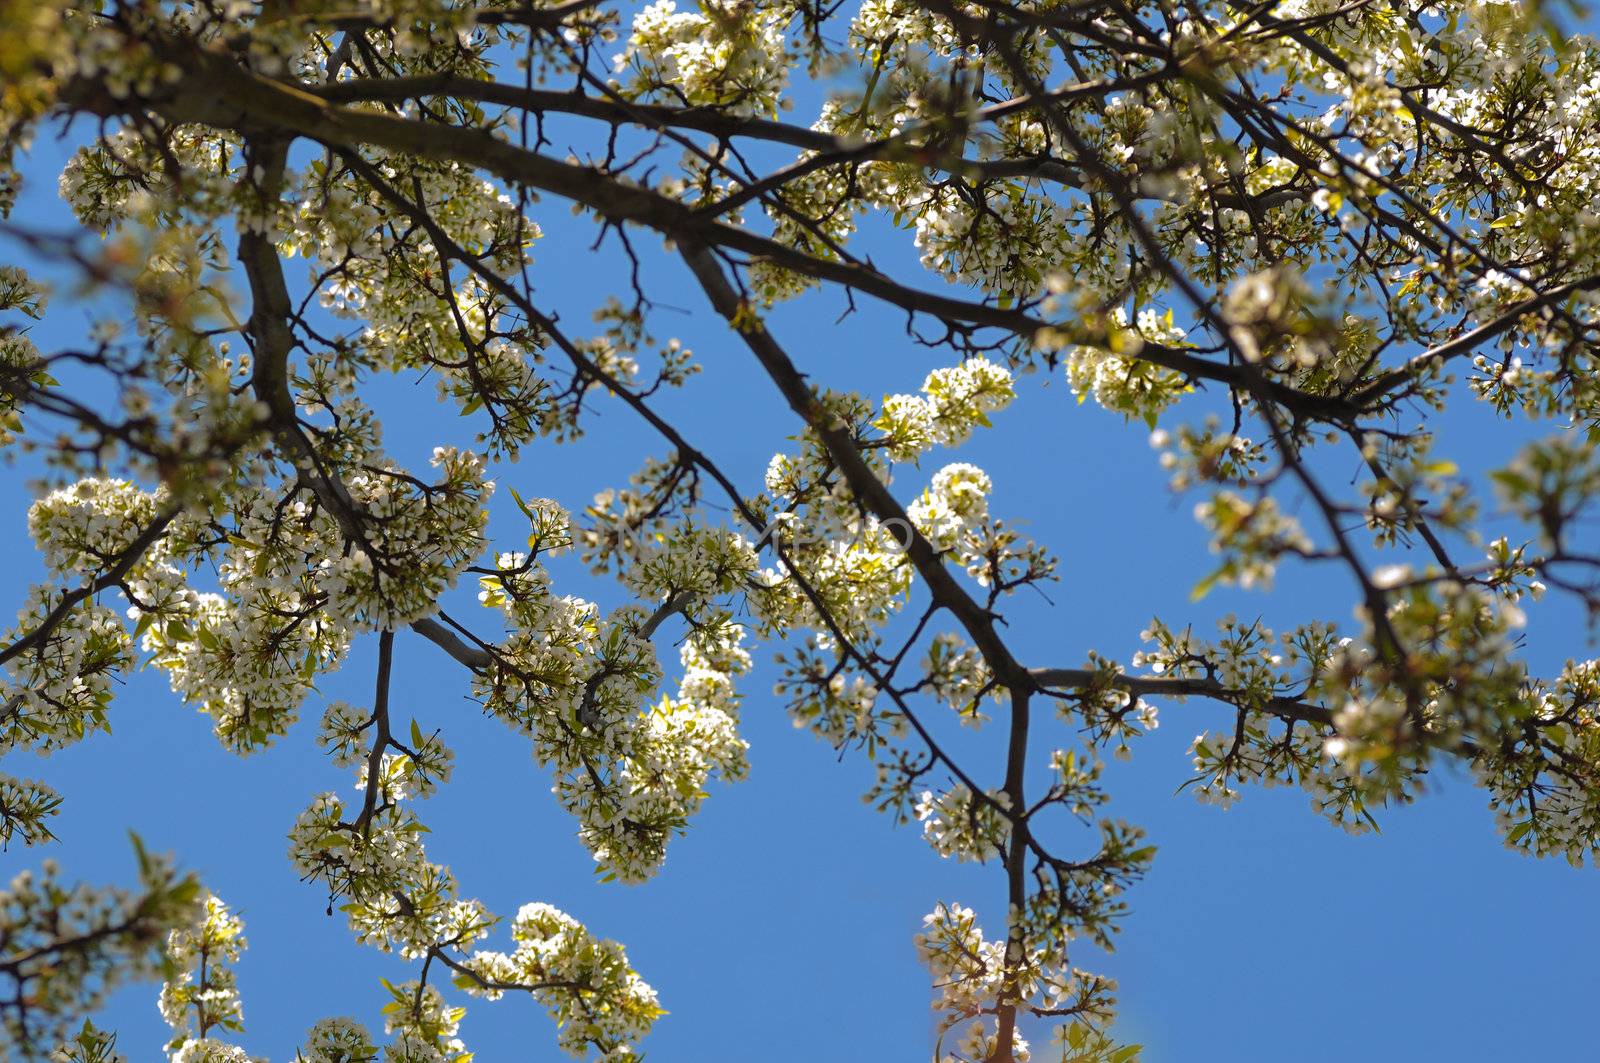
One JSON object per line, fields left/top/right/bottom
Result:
{"left": 754, "top": 359, "right": 1020, "bottom": 649}
{"left": 159, "top": 893, "right": 250, "bottom": 1061}
{"left": 1062, "top": 307, "right": 1192, "bottom": 427}
{"left": 59, "top": 125, "right": 238, "bottom": 234}
{"left": 141, "top": 502, "right": 347, "bottom": 752}
{"left": 476, "top": 502, "right": 751, "bottom": 883}
{"left": 317, "top": 448, "right": 493, "bottom": 632}
{"left": 864, "top": 358, "right": 1018, "bottom": 468}
{"left": 296, "top": 1018, "right": 378, "bottom": 1063}
{"left": 288, "top": 781, "right": 488, "bottom": 962}
{"left": 915, "top": 902, "right": 1010, "bottom": 1022}
{"left": 617, "top": 522, "right": 758, "bottom": 603}
{"left": 380, "top": 984, "right": 470, "bottom": 1063}
{"left": 1, "top": 587, "right": 131, "bottom": 758}
{"left": 923, "top": 633, "right": 998, "bottom": 727}
{"left": 289, "top": 163, "right": 557, "bottom": 457}
{"left": 909, "top": 463, "right": 993, "bottom": 552}
{"left": 914, "top": 784, "right": 1010, "bottom": 863}
{"left": 615, "top": 0, "right": 791, "bottom": 116}
{"left": 914, "top": 900, "right": 1126, "bottom": 1063}
{"left": 458, "top": 902, "right": 663, "bottom": 1057}
{"left": 912, "top": 185, "right": 1079, "bottom": 301}
{"left": 13, "top": 448, "right": 482, "bottom": 758}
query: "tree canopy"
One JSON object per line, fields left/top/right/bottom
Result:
{"left": 2, "top": 0, "right": 1600, "bottom": 1058}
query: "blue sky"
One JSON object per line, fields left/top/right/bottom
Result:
{"left": 6, "top": 23, "right": 1600, "bottom": 1063}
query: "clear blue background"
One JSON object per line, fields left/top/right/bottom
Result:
{"left": 4, "top": 22, "right": 1600, "bottom": 1060}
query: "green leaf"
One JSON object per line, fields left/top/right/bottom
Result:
{"left": 1189, "top": 568, "right": 1223, "bottom": 602}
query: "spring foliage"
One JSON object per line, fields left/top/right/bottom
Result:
{"left": 3, "top": 0, "right": 1600, "bottom": 1058}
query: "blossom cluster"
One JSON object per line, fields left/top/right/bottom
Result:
{"left": 9, "top": 0, "right": 1600, "bottom": 1059}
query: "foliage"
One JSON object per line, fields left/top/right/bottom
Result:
{"left": 1, "top": 0, "right": 1599, "bottom": 1058}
